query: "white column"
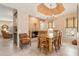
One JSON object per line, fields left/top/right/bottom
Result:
{"left": 17, "top": 9, "right": 29, "bottom": 47}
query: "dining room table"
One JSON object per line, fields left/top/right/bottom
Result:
{"left": 37, "top": 30, "right": 61, "bottom": 54}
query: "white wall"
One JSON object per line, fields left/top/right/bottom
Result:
{"left": 0, "top": 5, "right": 13, "bottom": 36}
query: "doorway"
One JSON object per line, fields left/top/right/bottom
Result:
{"left": 0, "top": 4, "right": 17, "bottom": 49}
{"left": 29, "top": 16, "right": 40, "bottom": 38}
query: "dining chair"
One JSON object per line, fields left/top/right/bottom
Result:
{"left": 38, "top": 31, "right": 49, "bottom": 54}
{"left": 54, "top": 30, "right": 62, "bottom": 52}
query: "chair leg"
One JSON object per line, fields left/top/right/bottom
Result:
{"left": 39, "top": 47, "right": 41, "bottom": 52}
{"left": 20, "top": 43, "right": 23, "bottom": 49}
{"left": 60, "top": 41, "right": 61, "bottom": 46}
{"left": 38, "top": 44, "right": 40, "bottom": 48}
{"left": 38, "top": 40, "right": 40, "bottom": 48}
{"left": 30, "top": 41, "right": 31, "bottom": 46}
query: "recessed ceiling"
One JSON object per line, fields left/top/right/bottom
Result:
{"left": 37, "top": 3, "right": 64, "bottom": 16}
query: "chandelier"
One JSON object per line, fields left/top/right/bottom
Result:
{"left": 37, "top": 3, "right": 64, "bottom": 16}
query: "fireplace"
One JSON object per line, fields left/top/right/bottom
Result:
{"left": 32, "top": 31, "right": 38, "bottom": 38}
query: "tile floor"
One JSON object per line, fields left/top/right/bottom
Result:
{"left": 0, "top": 36, "right": 79, "bottom": 56}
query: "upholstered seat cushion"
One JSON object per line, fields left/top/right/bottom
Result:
{"left": 20, "top": 38, "right": 30, "bottom": 44}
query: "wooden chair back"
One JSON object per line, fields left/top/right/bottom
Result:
{"left": 38, "top": 31, "right": 48, "bottom": 48}
{"left": 38, "top": 31, "right": 47, "bottom": 38}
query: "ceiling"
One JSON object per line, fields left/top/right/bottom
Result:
{"left": 0, "top": 4, "right": 14, "bottom": 21}
{"left": 1, "top": 3, "right": 78, "bottom": 19}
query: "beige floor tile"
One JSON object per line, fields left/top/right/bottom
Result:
{"left": 0, "top": 37, "right": 79, "bottom": 56}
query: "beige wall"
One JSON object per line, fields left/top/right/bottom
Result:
{"left": 53, "top": 16, "right": 65, "bottom": 30}
{"left": 29, "top": 16, "right": 40, "bottom": 31}
{"left": 53, "top": 13, "right": 77, "bottom": 31}
{"left": 28, "top": 13, "right": 77, "bottom": 31}
{"left": 17, "top": 11, "right": 77, "bottom": 33}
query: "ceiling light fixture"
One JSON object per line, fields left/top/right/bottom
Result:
{"left": 37, "top": 3, "right": 64, "bottom": 16}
